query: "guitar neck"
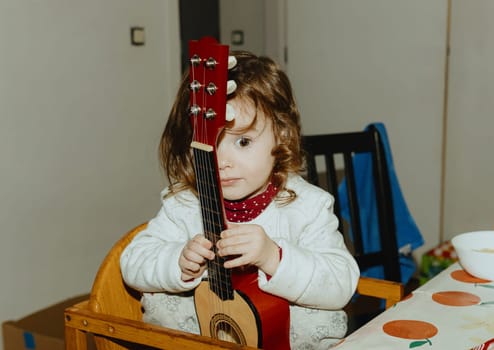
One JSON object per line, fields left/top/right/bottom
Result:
{"left": 188, "top": 37, "right": 232, "bottom": 301}
{"left": 192, "top": 144, "right": 233, "bottom": 300}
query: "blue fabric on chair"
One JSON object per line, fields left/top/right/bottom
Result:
{"left": 338, "top": 122, "right": 424, "bottom": 284}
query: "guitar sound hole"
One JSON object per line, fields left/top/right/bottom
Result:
{"left": 210, "top": 313, "right": 246, "bottom": 345}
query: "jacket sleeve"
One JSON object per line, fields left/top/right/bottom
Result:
{"left": 120, "top": 193, "right": 203, "bottom": 293}
{"left": 258, "top": 190, "right": 360, "bottom": 310}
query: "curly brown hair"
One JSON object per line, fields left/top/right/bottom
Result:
{"left": 159, "top": 51, "right": 303, "bottom": 202}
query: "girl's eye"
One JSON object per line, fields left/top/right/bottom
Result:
{"left": 235, "top": 136, "right": 252, "bottom": 148}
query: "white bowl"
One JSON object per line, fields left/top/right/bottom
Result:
{"left": 451, "top": 230, "right": 494, "bottom": 281}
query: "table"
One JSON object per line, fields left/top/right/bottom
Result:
{"left": 335, "top": 262, "right": 494, "bottom": 349}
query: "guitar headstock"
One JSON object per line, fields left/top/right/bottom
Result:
{"left": 189, "top": 37, "right": 229, "bottom": 150}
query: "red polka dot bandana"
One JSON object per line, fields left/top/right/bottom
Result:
{"left": 224, "top": 182, "right": 278, "bottom": 222}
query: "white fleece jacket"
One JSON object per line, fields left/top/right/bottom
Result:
{"left": 120, "top": 175, "right": 359, "bottom": 349}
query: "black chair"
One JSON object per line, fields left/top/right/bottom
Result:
{"left": 303, "top": 125, "right": 401, "bottom": 283}
{"left": 303, "top": 125, "right": 403, "bottom": 332}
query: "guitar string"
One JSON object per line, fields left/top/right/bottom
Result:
{"left": 190, "top": 56, "right": 215, "bottom": 333}
{"left": 210, "top": 59, "right": 232, "bottom": 338}
{"left": 200, "top": 55, "right": 226, "bottom": 338}
{"left": 205, "top": 52, "right": 232, "bottom": 340}
{"left": 192, "top": 49, "right": 234, "bottom": 340}
{"left": 193, "top": 57, "right": 215, "bottom": 324}
{"left": 201, "top": 60, "right": 220, "bottom": 334}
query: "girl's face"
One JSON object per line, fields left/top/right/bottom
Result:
{"left": 217, "top": 98, "right": 276, "bottom": 201}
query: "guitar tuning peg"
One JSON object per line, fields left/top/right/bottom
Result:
{"left": 226, "top": 103, "right": 236, "bottom": 121}
{"left": 228, "top": 56, "right": 237, "bottom": 69}
{"left": 227, "top": 80, "right": 237, "bottom": 95}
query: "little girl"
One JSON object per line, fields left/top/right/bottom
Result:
{"left": 120, "top": 50, "right": 359, "bottom": 350}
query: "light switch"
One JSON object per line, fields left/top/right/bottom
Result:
{"left": 231, "top": 30, "right": 244, "bottom": 46}
{"left": 131, "top": 27, "right": 145, "bottom": 46}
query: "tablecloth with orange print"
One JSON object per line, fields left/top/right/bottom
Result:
{"left": 336, "top": 262, "right": 494, "bottom": 349}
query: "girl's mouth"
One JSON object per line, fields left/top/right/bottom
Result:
{"left": 221, "top": 178, "right": 239, "bottom": 186}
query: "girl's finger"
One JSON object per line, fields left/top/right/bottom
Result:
{"left": 224, "top": 254, "right": 247, "bottom": 269}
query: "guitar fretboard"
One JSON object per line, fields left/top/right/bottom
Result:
{"left": 193, "top": 146, "right": 234, "bottom": 300}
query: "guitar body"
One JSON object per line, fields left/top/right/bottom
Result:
{"left": 188, "top": 37, "right": 290, "bottom": 349}
{"left": 195, "top": 270, "right": 291, "bottom": 349}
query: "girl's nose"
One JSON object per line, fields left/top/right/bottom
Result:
{"left": 217, "top": 143, "right": 232, "bottom": 170}
{"left": 219, "top": 158, "right": 232, "bottom": 170}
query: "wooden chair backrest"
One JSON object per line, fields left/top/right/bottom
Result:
{"left": 88, "top": 223, "right": 147, "bottom": 349}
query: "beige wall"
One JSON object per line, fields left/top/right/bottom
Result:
{"left": 219, "top": 0, "right": 265, "bottom": 55}
{"left": 285, "top": 0, "right": 448, "bottom": 260}
{"left": 285, "top": 0, "right": 494, "bottom": 258}
{"left": 220, "top": 0, "right": 286, "bottom": 67}
{"left": 444, "top": 0, "right": 494, "bottom": 239}
{"left": 0, "top": 0, "right": 179, "bottom": 342}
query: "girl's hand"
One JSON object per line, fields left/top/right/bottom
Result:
{"left": 179, "top": 234, "right": 214, "bottom": 282}
{"left": 216, "top": 223, "right": 280, "bottom": 276}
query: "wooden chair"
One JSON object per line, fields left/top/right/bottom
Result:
{"left": 65, "top": 223, "right": 402, "bottom": 349}
{"left": 64, "top": 223, "right": 257, "bottom": 350}
{"left": 303, "top": 126, "right": 402, "bottom": 283}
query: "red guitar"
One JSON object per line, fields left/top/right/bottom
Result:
{"left": 189, "top": 37, "right": 290, "bottom": 349}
